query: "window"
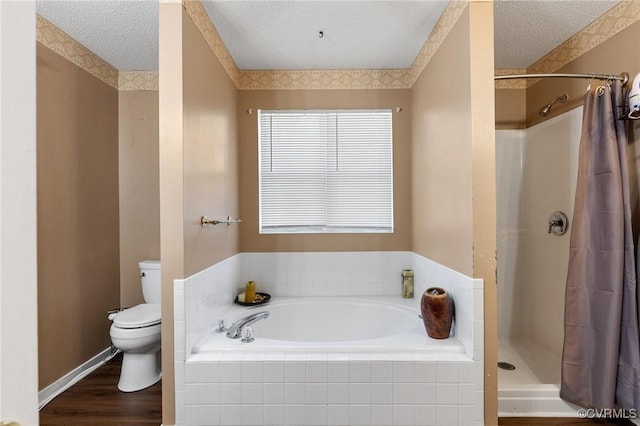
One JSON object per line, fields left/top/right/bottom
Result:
{"left": 258, "top": 109, "right": 393, "bottom": 234}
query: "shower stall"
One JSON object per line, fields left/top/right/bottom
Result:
{"left": 496, "top": 107, "right": 583, "bottom": 416}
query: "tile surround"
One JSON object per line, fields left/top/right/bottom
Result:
{"left": 180, "top": 357, "right": 477, "bottom": 426}
{"left": 174, "top": 251, "right": 484, "bottom": 425}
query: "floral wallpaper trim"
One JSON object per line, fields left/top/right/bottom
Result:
{"left": 184, "top": 0, "right": 464, "bottom": 90}
{"left": 38, "top": 0, "right": 637, "bottom": 92}
{"left": 36, "top": 15, "right": 119, "bottom": 89}
{"left": 183, "top": 0, "right": 241, "bottom": 87}
{"left": 119, "top": 72, "right": 159, "bottom": 91}
{"left": 237, "top": 69, "right": 413, "bottom": 90}
{"left": 494, "top": 68, "right": 528, "bottom": 90}
{"left": 409, "top": 0, "right": 468, "bottom": 86}
{"left": 519, "top": 0, "right": 640, "bottom": 89}
{"left": 528, "top": 0, "right": 640, "bottom": 76}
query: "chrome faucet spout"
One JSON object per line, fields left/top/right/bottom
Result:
{"left": 226, "top": 311, "right": 270, "bottom": 339}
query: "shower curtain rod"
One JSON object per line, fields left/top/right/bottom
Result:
{"left": 495, "top": 72, "right": 629, "bottom": 85}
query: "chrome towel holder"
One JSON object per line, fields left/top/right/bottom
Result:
{"left": 201, "top": 216, "right": 242, "bottom": 228}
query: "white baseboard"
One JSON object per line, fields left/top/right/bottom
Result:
{"left": 38, "top": 346, "right": 118, "bottom": 409}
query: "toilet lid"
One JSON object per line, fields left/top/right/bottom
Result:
{"left": 113, "top": 304, "right": 161, "bottom": 329}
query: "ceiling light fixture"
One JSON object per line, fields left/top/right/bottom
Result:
{"left": 318, "top": 31, "right": 324, "bottom": 39}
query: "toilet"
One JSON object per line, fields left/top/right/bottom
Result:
{"left": 109, "top": 260, "right": 162, "bottom": 392}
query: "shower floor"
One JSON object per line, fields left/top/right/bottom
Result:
{"left": 498, "top": 339, "right": 560, "bottom": 386}
{"left": 498, "top": 340, "right": 579, "bottom": 417}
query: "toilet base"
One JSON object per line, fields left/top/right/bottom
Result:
{"left": 118, "top": 350, "right": 161, "bottom": 392}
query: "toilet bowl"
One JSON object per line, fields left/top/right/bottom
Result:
{"left": 109, "top": 261, "right": 162, "bottom": 392}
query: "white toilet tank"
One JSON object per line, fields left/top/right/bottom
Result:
{"left": 139, "top": 260, "right": 161, "bottom": 303}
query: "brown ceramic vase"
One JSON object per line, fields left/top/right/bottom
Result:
{"left": 420, "top": 287, "right": 454, "bottom": 339}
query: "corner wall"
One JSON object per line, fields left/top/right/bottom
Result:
{"left": 182, "top": 8, "right": 239, "bottom": 275}
{"left": 1, "top": 1, "right": 39, "bottom": 422}
{"left": 118, "top": 90, "right": 160, "bottom": 307}
{"left": 411, "top": 7, "right": 473, "bottom": 276}
{"left": 495, "top": 89, "right": 526, "bottom": 130}
{"left": 36, "top": 42, "right": 120, "bottom": 389}
{"left": 159, "top": 3, "right": 240, "bottom": 423}
{"left": 412, "top": 2, "right": 497, "bottom": 423}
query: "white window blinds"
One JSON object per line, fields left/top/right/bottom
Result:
{"left": 258, "top": 109, "right": 393, "bottom": 234}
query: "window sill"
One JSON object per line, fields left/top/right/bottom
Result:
{"left": 259, "top": 226, "right": 393, "bottom": 234}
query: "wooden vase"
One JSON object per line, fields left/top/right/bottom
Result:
{"left": 420, "top": 287, "right": 454, "bottom": 339}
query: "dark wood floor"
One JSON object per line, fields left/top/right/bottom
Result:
{"left": 39, "top": 356, "right": 634, "bottom": 426}
{"left": 39, "top": 355, "right": 162, "bottom": 426}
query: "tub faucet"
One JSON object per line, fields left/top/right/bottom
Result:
{"left": 226, "top": 311, "right": 270, "bottom": 339}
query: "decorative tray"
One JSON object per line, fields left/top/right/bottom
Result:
{"left": 234, "top": 292, "right": 271, "bottom": 306}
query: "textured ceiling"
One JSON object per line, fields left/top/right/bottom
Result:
{"left": 201, "top": 1, "right": 448, "bottom": 70}
{"left": 35, "top": 0, "right": 622, "bottom": 72}
{"left": 494, "top": 0, "right": 621, "bottom": 69}
{"left": 36, "top": 0, "right": 159, "bottom": 71}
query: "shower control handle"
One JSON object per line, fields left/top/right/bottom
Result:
{"left": 548, "top": 211, "right": 569, "bottom": 236}
{"left": 548, "top": 220, "right": 561, "bottom": 233}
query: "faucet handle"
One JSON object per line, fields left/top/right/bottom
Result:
{"left": 241, "top": 327, "right": 254, "bottom": 343}
{"left": 215, "top": 319, "right": 227, "bottom": 333}
{"left": 548, "top": 211, "right": 569, "bottom": 235}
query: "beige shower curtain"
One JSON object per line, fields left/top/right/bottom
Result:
{"left": 561, "top": 81, "right": 640, "bottom": 410}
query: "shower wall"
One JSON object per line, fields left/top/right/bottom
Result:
{"left": 496, "top": 107, "right": 582, "bottom": 357}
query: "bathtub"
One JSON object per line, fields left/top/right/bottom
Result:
{"left": 183, "top": 296, "right": 479, "bottom": 426}
{"left": 193, "top": 296, "right": 467, "bottom": 355}
{"left": 176, "top": 255, "right": 484, "bottom": 426}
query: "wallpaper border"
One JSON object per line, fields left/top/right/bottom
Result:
{"left": 36, "top": 15, "right": 119, "bottom": 89}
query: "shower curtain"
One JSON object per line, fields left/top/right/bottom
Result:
{"left": 561, "top": 81, "right": 640, "bottom": 410}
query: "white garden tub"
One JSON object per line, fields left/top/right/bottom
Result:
{"left": 193, "top": 296, "right": 466, "bottom": 355}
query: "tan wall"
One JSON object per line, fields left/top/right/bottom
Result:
{"left": 495, "top": 88, "right": 526, "bottom": 129}
{"left": 412, "top": 4, "right": 497, "bottom": 423}
{"left": 159, "top": 5, "right": 240, "bottom": 423}
{"left": 36, "top": 43, "right": 120, "bottom": 389}
{"left": 411, "top": 8, "right": 473, "bottom": 276}
{"left": 183, "top": 11, "right": 239, "bottom": 275}
{"left": 468, "top": 3, "right": 497, "bottom": 424}
{"left": 159, "top": 4, "right": 184, "bottom": 422}
{"left": 526, "top": 21, "right": 640, "bottom": 128}
{"left": 118, "top": 90, "right": 160, "bottom": 307}
{"left": 237, "top": 90, "right": 412, "bottom": 253}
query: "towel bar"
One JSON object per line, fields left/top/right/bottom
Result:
{"left": 201, "top": 216, "right": 242, "bottom": 228}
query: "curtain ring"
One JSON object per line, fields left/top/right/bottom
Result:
{"left": 587, "top": 76, "right": 595, "bottom": 93}
{"left": 596, "top": 85, "right": 606, "bottom": 96}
